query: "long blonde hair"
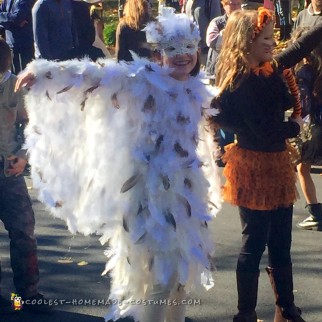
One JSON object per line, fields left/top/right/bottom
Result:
{"left": 122, "top": 0, "right": 151, "bottom": 30}
{"left": 215, "top": 10, "right": 257, "bottom": 93}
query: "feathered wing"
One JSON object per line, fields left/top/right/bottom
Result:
{"left": 23, "top": 58, "right": 221, "bottom": 321}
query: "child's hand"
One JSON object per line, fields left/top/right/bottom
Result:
{"left": 289, "top": 115, "right": 304, "bottom": 132}
{"left": 6, "top": 155, "right": 28, "bottom": 176}
{"left": 15, "top": 72, "right": 36, "bottom": 92}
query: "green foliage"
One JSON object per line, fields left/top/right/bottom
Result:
{"left": 103, "top": 15, "right": 118, "bottom": 46}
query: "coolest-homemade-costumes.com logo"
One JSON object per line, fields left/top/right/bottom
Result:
{"left": 11, "top": 293, "right": 23, "bottom": 311}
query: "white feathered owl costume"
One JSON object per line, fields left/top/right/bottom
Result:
{"left": 23, "top": 9, "right": 221, "bottom": 322}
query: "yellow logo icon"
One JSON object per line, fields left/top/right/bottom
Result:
{"left": 11, "top": 293, "right": 23, "bottom": 311}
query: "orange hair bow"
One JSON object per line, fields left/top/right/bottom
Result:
{"left": 252, "top": 7, "right": 273, "bottom": 39}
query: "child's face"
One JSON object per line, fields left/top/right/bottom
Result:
{"left": 163, "top": 52, "right": 198, "bottom": 81}
{"left": 249, "top": 21, "right": 275, "bottom": 65}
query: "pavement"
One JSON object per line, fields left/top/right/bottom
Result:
{"left": 1, "top": 169, "right": 322, "bottom": 322}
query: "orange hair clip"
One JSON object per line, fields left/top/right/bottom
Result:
{"left": 252, "top": 7, "right": 273, "bottom": 39}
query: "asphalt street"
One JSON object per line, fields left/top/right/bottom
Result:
{"left": 0, "top": 169, "right": 321, "bottom": 322}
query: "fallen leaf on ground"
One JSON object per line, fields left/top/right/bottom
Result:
{"left": 58, "top": 257, "right": 73, "bottom": 264}
{"left": 77, "top": 261, "right": 89, "bottom": 266}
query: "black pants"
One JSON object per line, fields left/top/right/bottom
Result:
{"left": 0, "top": 173, "right": 39, "bottom": 297}
{"left": 237, "top": 206, "right": 293, "bottom": 273}
{"left": 12, "top": 45, "right": 34, "bottom": 75}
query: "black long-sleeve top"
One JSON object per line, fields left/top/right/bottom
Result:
{"left": 214, "top": 23, "right": 322, "bottom": 153}
{"left": 115, "top": 22, "right": 151, "bottom": 62}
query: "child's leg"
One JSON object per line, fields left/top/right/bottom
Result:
{"left": 165, "top": 284, "right": 186, "bottom": 322}
{"left": 141, "top": 273, "right": 186, "bottom": 322}
{"left": 266, "top": 206, "right": 306, "bottom": 322}
{"left": 234, "top": 207, "right": 269, "bottom": 322}
{"left": 140, "top": 282, "right": 171, "bottom": 322}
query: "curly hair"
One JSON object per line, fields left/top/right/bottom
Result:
{"left": 215, "top": 10, "right": 258, "bottom": 93}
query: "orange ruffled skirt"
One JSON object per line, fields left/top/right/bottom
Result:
{"left": 222, "top": 144, "right": 298, "bottom": 210}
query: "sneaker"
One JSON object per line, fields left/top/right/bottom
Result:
{"left": 0, "top": 295, "right": 14, "bottom": 315}
{"left": 22, "top": 293, "right": 52, "bottom": 314}
{"left": 297, "top": 215, "right": 322, "bottom": 231}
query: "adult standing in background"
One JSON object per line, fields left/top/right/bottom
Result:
{"left": 32, "top": 0, "right": 75, "bottom": 60}
{"left": 293, "top": 0, "right": 322, "bottom": 29}
{"left": 0, "top": 0, "right": 35, "bottom": 74}
{"left": 71, "top": 0, "right": 105, "bottom": 61}
{"left": 90, "top": 3, "right": 112, "bottom": 58}
{"left": 115, "top": 0, "right": 153, "bottom": 62}
{"left": 184, "top": 0, "right": 222, "bottom": 65}
{"left": 275, "top": 0, "right": 292, "bottom": 40}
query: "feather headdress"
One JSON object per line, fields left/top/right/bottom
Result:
{"left": 144, "top": 7, "right": 201, "bottom": 56}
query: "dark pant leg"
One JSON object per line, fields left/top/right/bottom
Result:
{"left": 237, "top": 206, "right": 270, "bottom": 273}
{"left": 0, "top": 175, "right": 39, "bottom": 297}
{"left": 265, "top": 206, "right": 305, "bottom": 319}
{"left": 275, "top": 0, "right": 292, "bottom": 40}
{"left": 267, "top": 206, "right": 293, "bottom": 268}
{"left": 12, "top": 46, "right": 34, "bottom": 75}
{"left": 235, "top": 207, "right": 270, "bottom": 317}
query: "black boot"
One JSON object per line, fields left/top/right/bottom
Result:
{"left": 297, "top": 203, "right": 322, "bottom": 231}
{"left": 233, "top": 271, "right": 259, "bottom": 322}
{"left": 266, "top": 266, "right": 306, "bottom": 322}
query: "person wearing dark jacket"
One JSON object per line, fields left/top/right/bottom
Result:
{"left": 184, "top": 0, "right": 222, "bottom": 65}
{"left": 32, "top": 0, "right": 75, "bottom": 60}
{"left": 0, "top": 0, "right": 35, "bottom": 74}
{"left": 70, "top": 0, "right": 104, "bottom": 61}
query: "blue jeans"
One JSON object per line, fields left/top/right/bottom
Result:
{"left": 0, "top": 173, "right": 39, "bottom": 297}
{"left": 275, "top": 0, "right": 291, "bottom": 26}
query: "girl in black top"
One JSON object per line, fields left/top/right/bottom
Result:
{"left": 115, "top": 0, "right": 152, "bottom": 62}
{"left": 211, "top": 7, "right": 322, "bottom": 322}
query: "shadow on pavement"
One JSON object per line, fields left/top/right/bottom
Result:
{"left": 311, "top": 167, "right": 322, "bottom": 174}
{"left": 0, "top": 310, "right": 105, "bottom": 322}
{"left": 1, "top": 311, "right": 196, "bottom": 322}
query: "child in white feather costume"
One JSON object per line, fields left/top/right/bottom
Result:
{"left": 17, "top": 8, "right": 221, "bottom": 322}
